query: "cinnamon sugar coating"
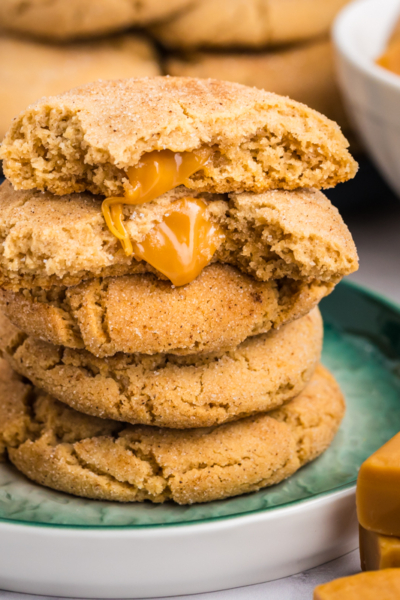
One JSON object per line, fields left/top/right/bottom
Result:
{"left": 166, "top": 39, "right": 349, "bottom": 132}
{"left": 0, "top": 265, "right": 331, "bottom": 357}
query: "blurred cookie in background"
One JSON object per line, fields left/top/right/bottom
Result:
{"left": 166, "top": 39, "right": 349, "bottom": 133}
{"left": 152, "top": 0, "right": 350, "bottom": 50}
{"left": 0, "top": 34, "right": 161, "bottom": 139}
{"left": 0, "top": 0, "right": 194, "bottom": 41}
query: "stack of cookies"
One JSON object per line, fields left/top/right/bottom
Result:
{"left": 0, "top": 77, "right": 358, "bottom": 504}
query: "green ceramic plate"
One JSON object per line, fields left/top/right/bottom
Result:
{"left": 1, "top": 280, "right": 400, "bottom": 529}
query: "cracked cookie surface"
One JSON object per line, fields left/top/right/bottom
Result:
{"left": 166, "top": 39, "right": 349, "bottom": 133}
{"left": 0, "top": 264, "right": 331, "bottom": 357}
{"left": 0, "top": 309, "right": 322, "bottom": 428}
{"left": 0, "top": 361, "right": 345, "bottom": 504}
{"left": 0, "top": 181, "right": 358, "bottom": 292}
{"left": 0, "top": 77, "right": 357, "bottom": 197}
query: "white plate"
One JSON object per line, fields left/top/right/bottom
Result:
{"left": 0, "top": 486, "right": 357, "bottom": 598}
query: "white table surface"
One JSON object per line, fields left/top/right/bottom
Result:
{"left": 343, "top": 179, "right": 400, "bottom": 305}
{"left": 0, "top": 551, "right": 361, "bottom": 600}
{"left": 1, "top": 160, "right": 399, "bottom": 600}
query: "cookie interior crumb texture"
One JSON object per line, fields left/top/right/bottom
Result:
{"left": 0, "top": 361, "right": 345, "bottom": 504}
{"left": 0, "top": 309, "right": 323, "bottom": 428}
{"left": 0, "top": 77, "right": 357, "bottom": 197}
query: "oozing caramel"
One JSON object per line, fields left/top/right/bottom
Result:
{"left": 132, "top": 197, "right": 224, "bottom": 287}
{"left": 101, "top": 148, "right": 223, "bottom": 286}
{"left": 102, "top": 148, "right": 212, "bottom": 256}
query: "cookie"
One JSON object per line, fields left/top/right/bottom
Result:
{"left": 152, "top": 0, "right": 350, "bottom": 49}
{"left": 0, "top": 77, "right": 357, "bottom": 197}
{"left": 1, "top": 362, "right": 345, "bottom": 504}
{"left": 0, "top": 265, "right": 330, "bottom": 357}
{"left": 0, "top": 360, "right": 31, "bottom": 460}
{"left": 0, "top": 0, "right": 193, "bottom": 41}
{"left": 0, "top": 34, "right": 161, "bottom": 140}
{"left": 0, "top": 181, "right": 358, "bottom": 291}
{"left": 166, "top": 39, "right": 349, "bottom": 132}
{"left": 0, "top": 309, "right": 323, "bottom": 428}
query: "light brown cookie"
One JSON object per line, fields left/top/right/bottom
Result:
{"left": 166, "top": 39, "right": 349, "bottom": 132}
{"left": 0, "top": 34, "right": 161, "bottom": 140}
{"left": 0, "top": 77, "right": 357, "bottom": 197}
{"left": 152, "top": 0, "right": 350, "bottom": 49}
{"left": 0, "top": 181, "right": 358, "bottom": 291}
{"left": 0, "top": 265, "right": 330, "bottom": 357}
{"left": 0, "top": 360, "right": 31, "bottom": 460}
{"left": 0, "top": 0, "right": 193, "bottom": 41}
{"left": 1, "top": 362, "right": 345, "bottom": 504}
{"left": 0, "top": 309, "right": 323, "bottom": 428}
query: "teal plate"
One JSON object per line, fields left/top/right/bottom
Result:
{"left": 1, "top": 280, "right": 400, "bottom": 529}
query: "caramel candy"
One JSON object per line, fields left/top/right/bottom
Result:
{"left": 357, "top": 432, "right": 400, "bottom": 536}
{"left": 314, "top": 570, "right": 400, "bottom": 599}
{"left": 360, "top": 525, "right": 400, "bottom": 571}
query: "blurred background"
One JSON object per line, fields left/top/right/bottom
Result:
{"left": 0, "top": 0, "right": 399, "bottom": 303}
{"left": 0, "top": 0, "right": 353, "bottom": 141}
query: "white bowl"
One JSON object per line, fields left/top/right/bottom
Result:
{"left": 333, "top": 0, "right": 400, "bottom": 196}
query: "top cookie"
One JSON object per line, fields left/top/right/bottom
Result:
{"left": 0, "top": 0, "right": 193, "bottom": 41}
{"left": 152, "top": 0, "right": 350, "bottom": 49}
{"left": 1, "top": 77, "right": 357, "bottom": 197}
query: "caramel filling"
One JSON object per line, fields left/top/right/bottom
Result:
{"left": 102, "top": 148, "right": 212, "bottom": 255}
{"left": 101, "top": 149, "right": 223, "bottom": 285}
{"left": 132, "top": 197, "right": 224, "bottom": 287}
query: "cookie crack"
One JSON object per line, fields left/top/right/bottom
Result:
{"left": 92, "top": 279, "right": 112, "bottom": 347}
{"left": 70, "top": 446, "right": 167, "bottom": 498}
